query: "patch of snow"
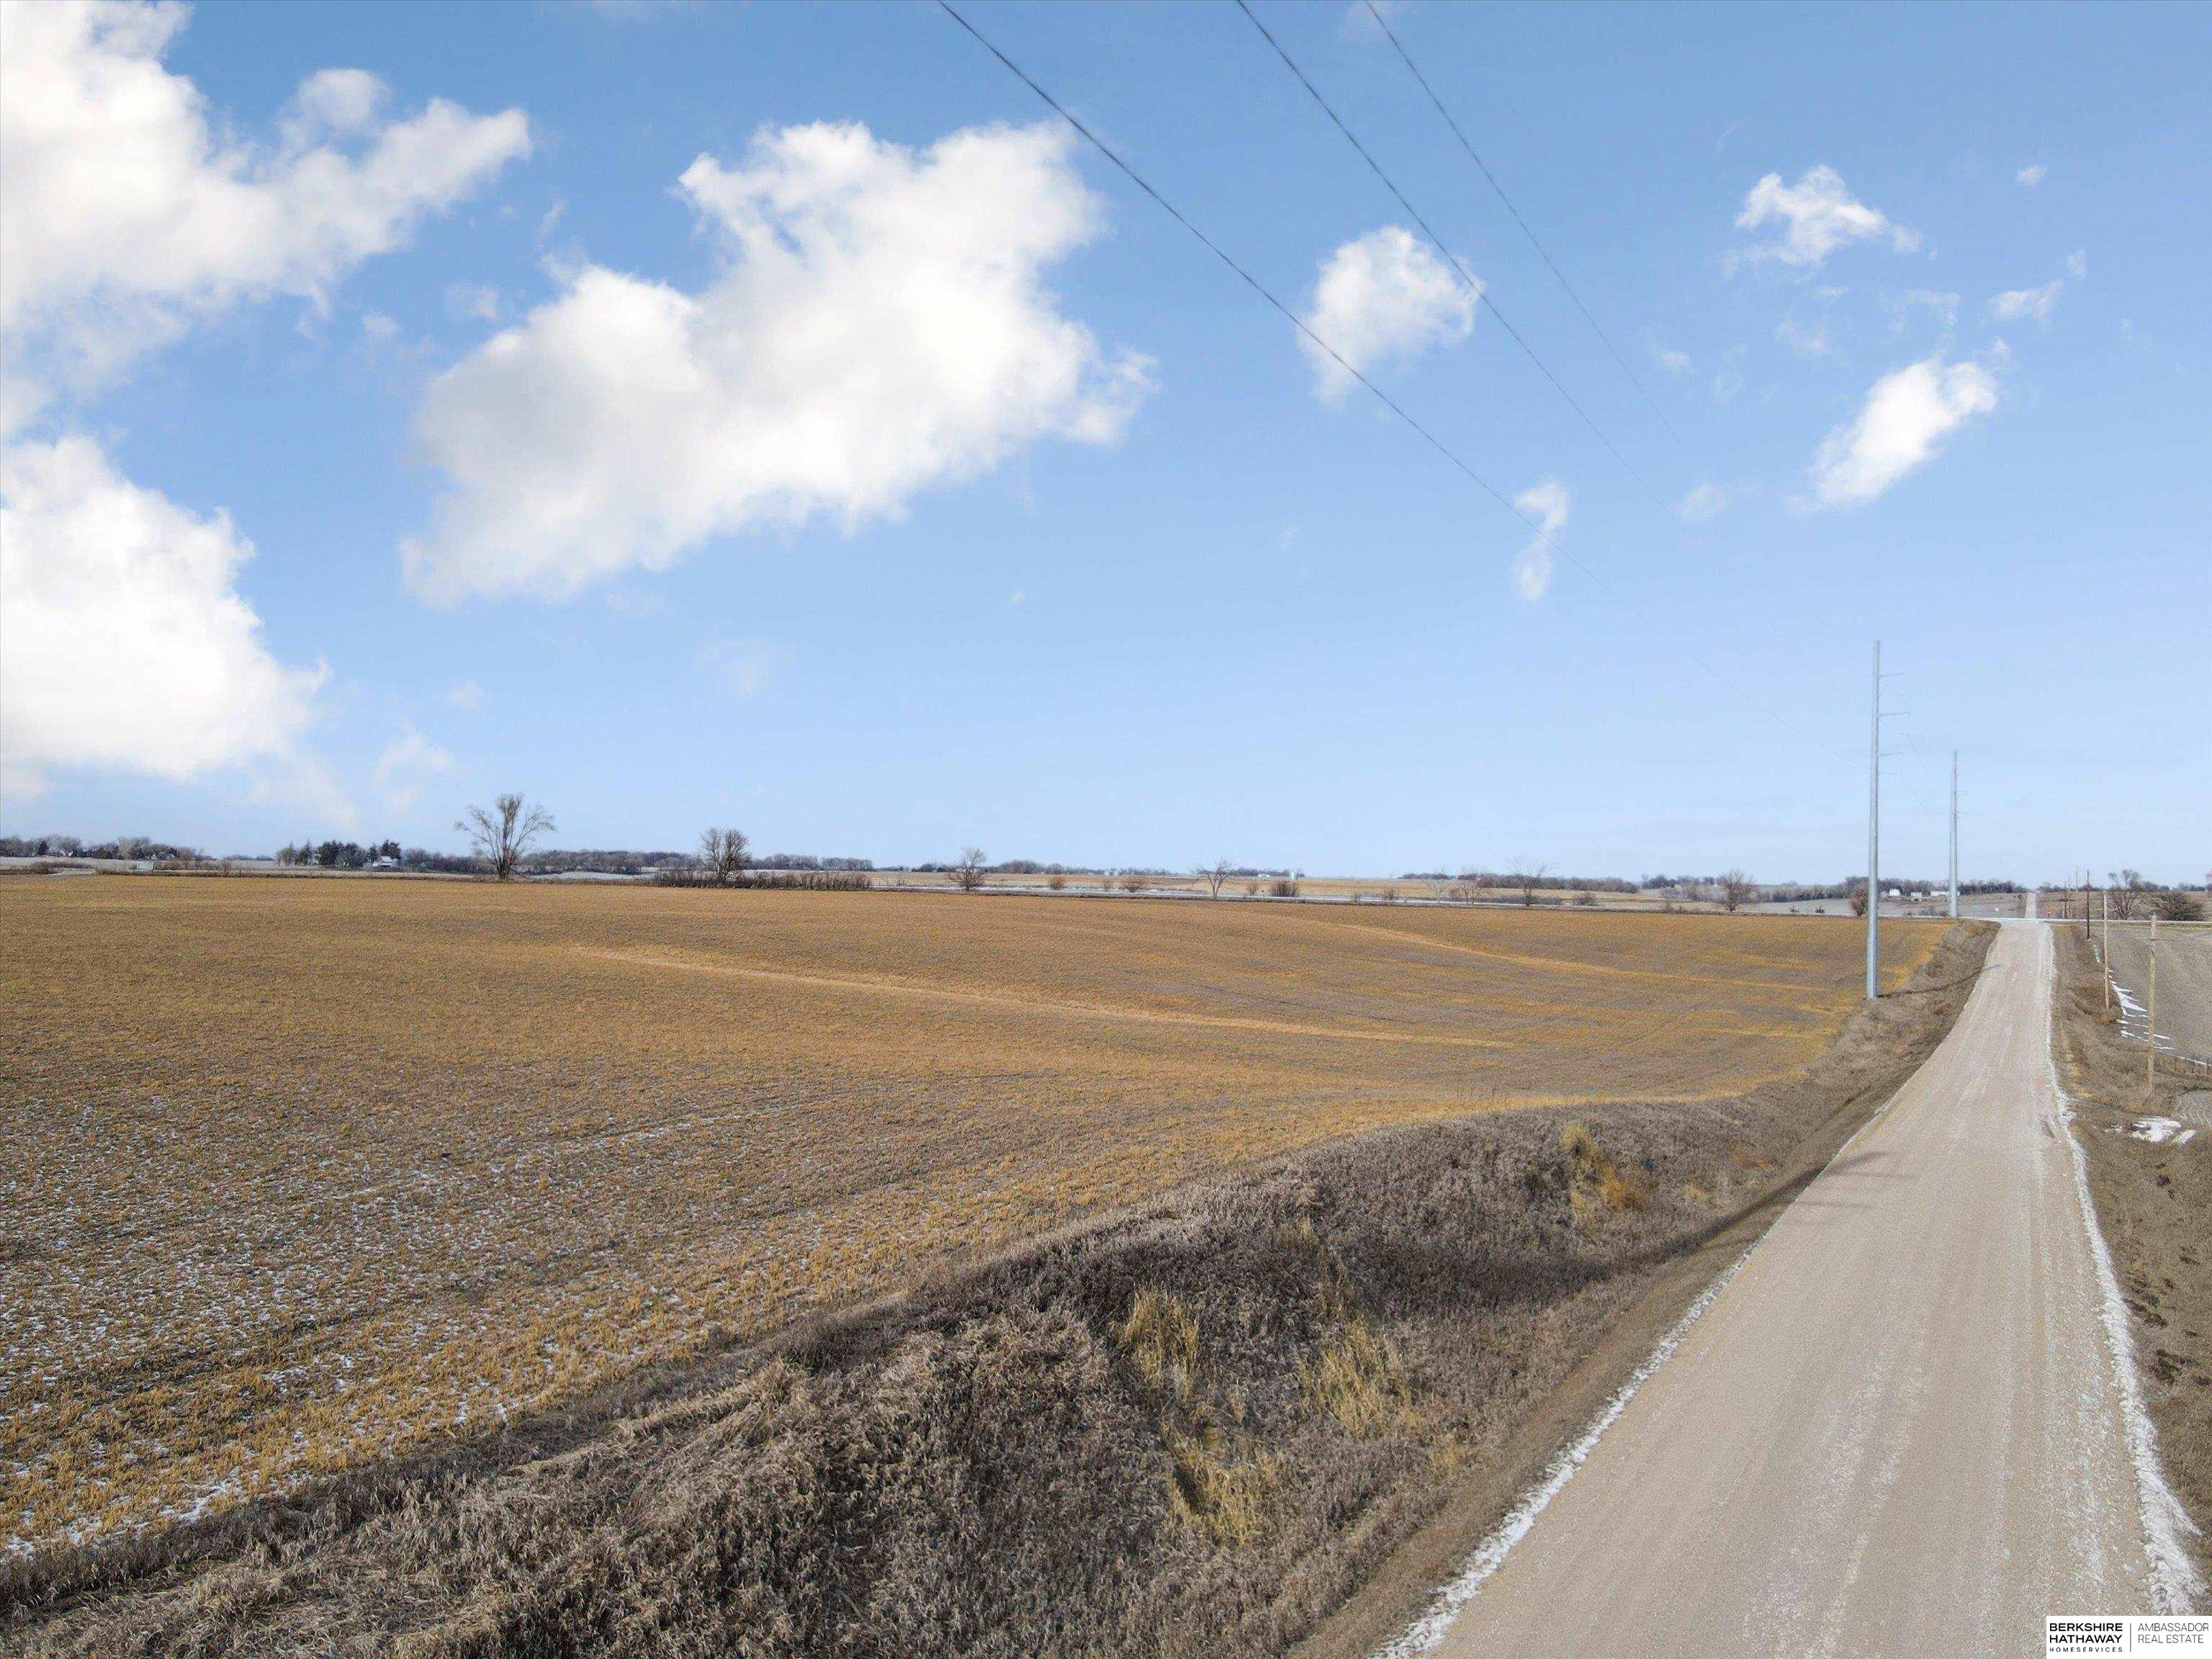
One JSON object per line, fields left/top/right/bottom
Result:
{"left": 2126, "top": 1118, "right": 2188, "bottom": 1145}
{"left": 2104, "top": 967, "right": 2190, "bottom": 1059}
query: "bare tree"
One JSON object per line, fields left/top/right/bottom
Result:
{"left": 698, "top": 827, "right": 748, "bottom": 886}
{"left": 457, "top": 793, "right": 554, "bottom": 881}
{"left": 2105, "top": 871, "right": 2149, "bottom": 920}
{"left": 1510, "top": 860, "right": 1547, "bottom": 907}
{"left": 1717, "top": 868, "right": 1755, "bottom": 912}
{"left": 952, "top": 847, "right": 987, "bottom": 893}
{"left": 1199, "top": 858, "right": 1233, "bottom": 899}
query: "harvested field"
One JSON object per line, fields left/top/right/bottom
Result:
{"left": 3, "top": 922, "right": 1990, "bottom": 1658}
{"left": 0, "top": 878, "right": 1940, "bottom": 1554}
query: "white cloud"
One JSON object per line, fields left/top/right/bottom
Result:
{"left": 2015, "top": 163, "right": 2047, "bottom": 187}
{"left": 445, "top": 282, "right": 503, "bottom": 323}
{"left": 0, "top": 376, "right": 48, "bottom": 442}
{"left": 0, "top": 434, "right": 328, "bottom": 791}
{"left": 447, "top": 678, "right": 484, "bottom": 711}
{"left": 0, "top": 1, "right": 526, "bottom": 814}
{"left": 403, "top": 121, "right": 1151, "bottom": 602}
{"left": 1300, "top": 225, "right": 1477, "bottom": 403}
{"left": 282, "top": 68, "right": 388, "bottom": 143}
{"left": 2066, "top": 248, "right": 2088, "bottom": 280}
{"left": 1676, "top": 480, "right": 1730, "bottom": 523}
{"left": 1882, "top": 287, "right": 1960, "bottom": 333}
{"left": 1712, "top": 345, "right": 1748, "bottom": 404}
{"left": 1808, "top": 354, "right": 1999, "bottom": 508}
{"left": 1774, "top": 311, "right": 1834, "bottom": 359}
{"left": 1733, "top": 165, "right": 1918, "bottom": 269}
{"left": 0, "top": 0, "right": 530, "bottom": 392}
{"left": 701, "top": 637, "right": 782, "bottom": 699}
{"left": 1509, "top": 477, "right": 1570, "bottom": 601}
{"left": 1650, "top": 344, "right": 1691, "bottom": 374}
{"left": 1988, "top": 279, "right": 2063, "bottom": 325}
{"left": 372, "top": 727, "right": 457, "bottom": 813}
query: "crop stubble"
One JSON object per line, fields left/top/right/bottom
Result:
{"left": 0, "top": 878, "right": 1938, "bottom": 1549}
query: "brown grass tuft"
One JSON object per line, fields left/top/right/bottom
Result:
{"left": 1302, "top": 1317, "right": 1417, "bottom": 1437}
{"left": 1165, "top": 1426, "right": 1282, "bottom": 1545}
{"left": 1115, "top": 1287, "right": 1202, "bottom": 1401}
{"left": 1561, "top": 1120, "right": 1653, "bottom": 1220}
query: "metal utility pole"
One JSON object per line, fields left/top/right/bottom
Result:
{"left": 1866, "top": 641, "right": 1881, "bottom": 1001}
{"left": 1948, "top": 750, "right": 1959, "bottom": 920}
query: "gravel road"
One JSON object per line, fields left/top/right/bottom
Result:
{"left": 1398, "top": 923, "right": 2203, "bottom": 1657}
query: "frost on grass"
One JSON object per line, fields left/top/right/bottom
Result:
{"left": 0, "top": 877, "right": 1939, "bottom": 1552}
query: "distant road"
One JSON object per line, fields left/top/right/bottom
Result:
{"left": 1401, "top": 924, "right": 2200, "bottom": 1657}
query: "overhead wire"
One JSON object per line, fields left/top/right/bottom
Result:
{"left": 935, "top": 0, "right": 1863, "bottom": 773}
{"left": 1356, "top": 0, "right": 1683, "bottom": 443}
{"left": 1232, "top": 0, "right": 1673, "bottom": 515}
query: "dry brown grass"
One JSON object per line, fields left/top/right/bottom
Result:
{"left": 0, "top": 877, "right": 1940, "bottom": 1553}
{"left": 1560, "top": 1120, "right": 1655, "bottom": 1220}
{"left": 2050, "top": 926, "right": 2212, "bottom": 1581}
{"left": 4, "top": 925, "right": 1991, "bottom": 1659}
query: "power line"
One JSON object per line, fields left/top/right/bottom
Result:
{"left": 1331, "top": 0, "right": 1959, "bottom": 826}
{"left": 1232, "top": 0, "right": 1671, "bottom": 515}
{"left": 1357, "top": 0, "right": 1683, "bottom": 444}
{"left": 935, "top": 0, "right": 1546, "bottom": 539}
{"left": 933, "top": 0, "right": 1855, "bottom": 771}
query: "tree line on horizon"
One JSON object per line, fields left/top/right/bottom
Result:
{"left": 5, "top": 822, "right": 2200, "bottom": 905}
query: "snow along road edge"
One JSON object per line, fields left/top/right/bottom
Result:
{"left": 2041, "top": 925, "right": 2206, "bottom": 1613}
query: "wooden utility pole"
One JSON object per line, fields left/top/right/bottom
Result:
{"left": 2102, "top": 890, "right": 2111, "bottom": 1015}
{"left": 2147, "top": 913, "right": 2159, "bottom": 1097}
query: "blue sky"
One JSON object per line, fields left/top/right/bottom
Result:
{"left": 3, "top": 1, "right": 2206, "bottom": 883}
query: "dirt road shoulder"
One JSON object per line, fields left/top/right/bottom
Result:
{"left": 2052, "top": 923, "right": 2212, "bottom": 1588}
